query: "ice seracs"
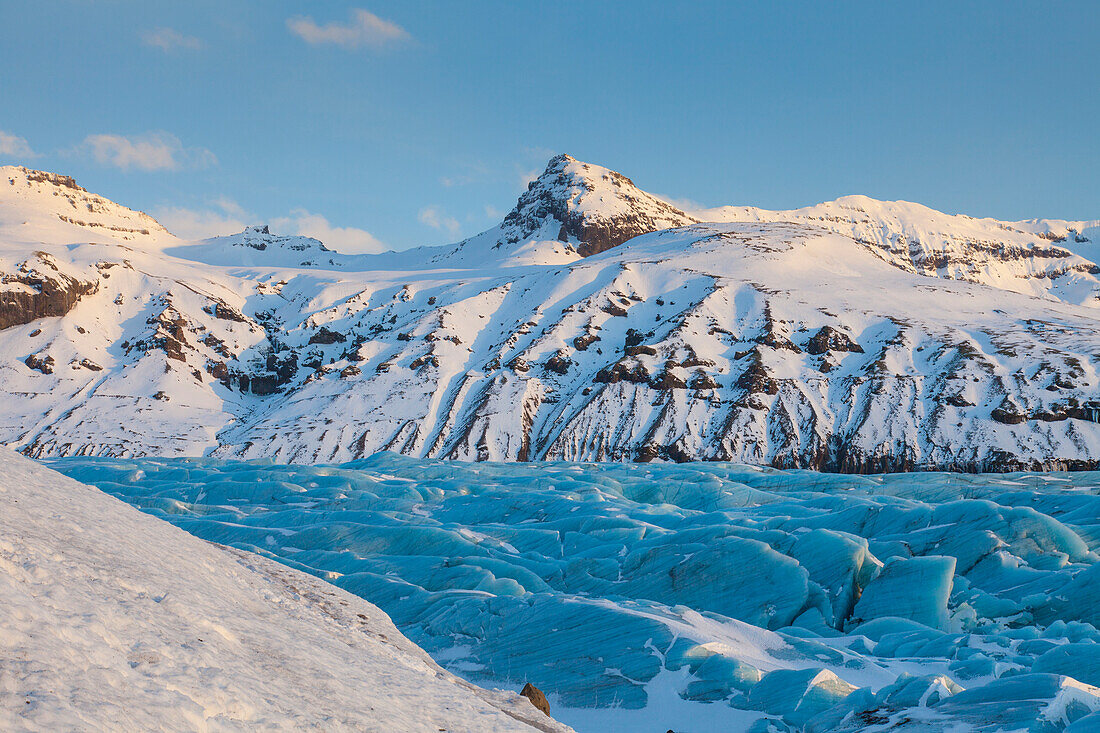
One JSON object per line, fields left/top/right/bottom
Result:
{"left": 53, "top": 453, "right": 1100, "bottom": 732}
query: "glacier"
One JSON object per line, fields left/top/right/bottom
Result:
{"left": 51, "top": 454, "right": 1100, "bottom": 732}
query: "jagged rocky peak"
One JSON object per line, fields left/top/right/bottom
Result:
{"left": 500, "top": 153, "right": 697, "bottom": 257}
{"left": 169, "top": 224, "right": 345, "bottom": 267}
{"left": 216, "top": 225, "right": 332, "bottom": 254}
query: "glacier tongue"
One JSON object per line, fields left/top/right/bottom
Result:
{"left": 52, "top": 454, "right": 1100, "bottom": 732}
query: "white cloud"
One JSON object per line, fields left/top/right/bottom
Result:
{"left": 0, "top": 130, "right": 36, "bottom": 159}
{"left": 271, "top": 209, "right": 386, "bottom": 254}
{"left": 141, "top": 27, "right": 203, "bottom": 52}
{"left": 152, "top": 198, "right": 249, "bottom": 241}
{"left": 484, "top": 204, "right": 503, "bottom": 220}
{"left": 654, "top": 193, "right": 705, "bottom": 213}
{"left": 418, "top": 206, "right": 461, "bottom": 238}
{"left": 83, "top": 132, "right": 216, "bottom": 172}
{"left": 287, "top": 8, "right": 410, "bottom": 50}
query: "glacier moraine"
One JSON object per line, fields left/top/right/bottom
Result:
{"left": 50, "top": 455, "right": 1100, "bottom": 732}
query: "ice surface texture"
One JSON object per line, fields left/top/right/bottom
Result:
{"left": 54, "top": 454, "right": 1100, "bottom": 732}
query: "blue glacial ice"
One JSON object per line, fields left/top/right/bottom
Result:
{"left": 49, "top": 454, "right": 1100, "bottom": 732}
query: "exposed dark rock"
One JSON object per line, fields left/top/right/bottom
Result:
{"left": 520, "top": 682, "right": 550, "bottom": 716}
{"left": 143, "top": 308, "right": 190, "bottom": 362}
{"left": 499, "top": 154, "right": 696, "bottom": 258}
{"left": 624, "top": 329, "right": 647, "bottom": 348}
{"left": 24, "top": 353, "right": 54, "bottom": 374}
{"left": 595, "top": 360, "right": 650, "bottom": 384}
{"left": 572, "top": 332, "right": 599, "bottom": 351}
{"left": 340, "top": 365, "right": 361, "bottom": 378}
{"left": 202, "top": 333, "right": 231, "bottom": 358}
{"left": 690, "top": 371, "right": 719, "bottom": 390}
{"left": 308, "top": 327, "right": 346, "bottom": 345}
{"left": 651, "top": 369, "right": 688, "bottom": 390}
{"left": 991, "top": 397, "right": 1027, "bottom": 425}
{"left": 625, "top": 344, "right": 657, "bottom": 357}
{"left": 545, "top": 355, "right": 571, "bottom": 375}
{"left": 26, "top": 170, "right": 84, "bottom": 190}
{"left": 735, "top": 351, "right": 778, "bottom": 395}
{"left": 602, "top": 303, "right": 628, "bottom": 317}
{"left": 0, "top": 255, "right": 98, "bottom": 331}
{"left": 265, "top": 352, "right": 299, "bottom": 384}
{"left": 77, "top": 358, "right": 102, "bottom": 371}
{"left": 249, "top": 375, "right": 278, "bottom": 395}
{"left": 806, "top": 326, "right": 864, "bottom": 355}
{"left": 205, "top": 301, "right": 248, "bottom": 322}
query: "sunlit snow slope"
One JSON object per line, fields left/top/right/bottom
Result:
{"left": 2, "top": 157, "right": 1100, "bottom": 470}
{"left": 0, "top": 449, "right": 571, "bottom": 732}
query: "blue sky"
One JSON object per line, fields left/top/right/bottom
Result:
{"left": 1, "top": 1, "right": 1097, "bottom": 252}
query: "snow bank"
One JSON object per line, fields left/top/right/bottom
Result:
{"left": 0, "top": 449, "right": 571, "bottom": 732}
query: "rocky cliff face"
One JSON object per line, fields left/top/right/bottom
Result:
{"left": 498, "top": 154, "right": 697, "bottom": 257}
{"left": 0, "top": 252, "right": 98, "bottom": 330}
{"left": 1, "top": 159, "right": 1099, "bottom": 471}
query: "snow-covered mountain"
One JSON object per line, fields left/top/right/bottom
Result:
{"left": 0, "top": 448, "right": 571, "bottom": 731}
{"left": 165, "top": 225, "right": 346, "bottom": 268}
{"left": 2, "top": 158, "right": 1100, "bottom": 470}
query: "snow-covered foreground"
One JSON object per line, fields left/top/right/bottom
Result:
{"left": 0, "top": 449, "right": 571, "bottom": 732}
{"left": 53, "top": 454, "right": 1100, "bottom": 732}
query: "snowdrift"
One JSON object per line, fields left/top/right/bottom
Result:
{"left": 0, "top": 449, "right": 570, "bottom": 732}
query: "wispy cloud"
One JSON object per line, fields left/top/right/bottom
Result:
{"left": 83, "top": 132, "right": 216, "bottom": 172}
{"left": 271, "top": 209, "right": 386, "bottom": 254}
{"left": 654, "top": 193, "right": 705, "bottom": 213}
{"left": 517, "top": 167, "right": 541, "bottom": 189}
{"left": 152, "top": 198, "right": 249, "bottom": 241}
{"left": 287, "top": 8, "right": 410, "bottom": 50}
{"left": 0, "top": 130, "right": 36, "bottom": 159}
{"left": 141, "top": 27, "right": 203, "bottom": 52}
{"left": 418, "top": 206, "right": 461, "bottom": 238}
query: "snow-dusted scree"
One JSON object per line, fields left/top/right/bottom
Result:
{"left": 0, "top": 449, "right": 572, "bottom": 732}
{"left": 2, "top": 157, "right": 1100, "bottom": 470}
{"left": 54, "top": 454, "right": 1100, "bottom": 732}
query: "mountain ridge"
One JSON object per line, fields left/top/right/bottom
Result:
{"left": 2, "top": 156, "right": 1099, "bottom": 471}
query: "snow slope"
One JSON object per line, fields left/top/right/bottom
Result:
{"left": 2, "top": 158, "right": 1100, "bottom": 470}
{"left": 0, "top": 448, "right": 571, "bottom": 732}
{"left": 54, "top": 453, "right": 1100, "bottom": 733}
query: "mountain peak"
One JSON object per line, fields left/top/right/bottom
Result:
{"left": 3, "top": 165, "right": 86, "bottom": 193}
{"left": 499, "top": 154, "right": 697, "bottom": 257}
{"left": 164, "top": 225, "right": 343, "bottom": 268}
{"left": 0, "top": 165, "right": 171, "bottom": 247}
